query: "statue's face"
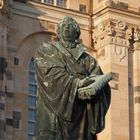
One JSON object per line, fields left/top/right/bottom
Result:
{"left": 57, "top": 17, "right": 80, "bottom": 43}
{"left": 61, "top": 21, "right": 77, "bottom": 42}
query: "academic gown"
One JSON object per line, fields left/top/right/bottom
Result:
{"left": 34, "top": 41, "right": 111, "bottom": 140}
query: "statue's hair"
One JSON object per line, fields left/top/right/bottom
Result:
{"left": 56, "top": 16, "right": 81, "bottom": 40}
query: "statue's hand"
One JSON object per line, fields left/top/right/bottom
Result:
{"left": 78, "top": 72, "right": 113, "bottom": 100}
{"left": 78, "top": 77, "right": 95, "bottom": 88}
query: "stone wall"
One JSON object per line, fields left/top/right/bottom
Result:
{"left": 0, "top": 0, "right": 140, "bottom": 140}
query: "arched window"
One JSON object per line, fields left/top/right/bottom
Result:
{"left": 28, "top": 58, "right": 37, "bottom": 140}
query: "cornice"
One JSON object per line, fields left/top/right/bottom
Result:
{"left": 94, "top": 0, "right": 140, "bottom": 18}
{"left": 28, "top": 1, "right": 89, "bottom": 16}
{"left": 93, "top": 19, "right": 132, "bottom": 50}
{"left": 93, "top": 18, "right": 140, "bottom": 52}
{"left": 12, "top": 1, "right": 89, "bottom": 30}
{"left": 93, "top": 6, "right": 140, "bottom": 27}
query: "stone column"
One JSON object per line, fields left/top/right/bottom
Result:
{"left": 94, "top": 20, "right": 130, "bottom": 140}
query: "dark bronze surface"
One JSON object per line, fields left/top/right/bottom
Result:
{"left": 34, "top": 17, "right": 111, "bottom": 140}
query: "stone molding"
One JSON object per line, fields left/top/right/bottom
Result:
{"left": 94, "top": 19, "right": 130, "bottom": 49}
{"left": 94, "top": 19, "right": 140, "bottom": 50}
{"left": 12, "top": 1, "right": 89, "bottom": 31}
{"left": 134, "top": 42, "right": 140, "bottom": 50}
{"left": 93, "top": 19, "right": 139, "bottom": 64}
{"left": 39, "top": 20, "right": 56, "bottom": 32}
{"left": 133, "top": 28, "right": 140, "bottom": 50}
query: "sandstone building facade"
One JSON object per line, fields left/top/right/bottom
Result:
{"left": 0, "top": 0, "right": 140, "bottom": 140}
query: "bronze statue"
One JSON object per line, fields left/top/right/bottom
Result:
{"left": 34, "top": 16, "right": 112, "bottom": 140}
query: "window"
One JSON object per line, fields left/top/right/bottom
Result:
{"left": 28, "top": 122, "right": 35, "bottom": 134}
{"left": 29, "top": 110, "right": 36, "bottom": 120}
{"left": 57, "top": 0, "right": 67, "bottom": 7}
{"left": 13, "top": 0, "right": 26, "bottom": 3}
{"left": 28, "top": 96, "right": 36, "bottom": 107}
{"left": 41, "top": 0, "right": 67, "bottom": 7}
{"left": 6, "top": 118, "right": 13, "bottom": 126}
{"left": 29, "top": 85, "right": 37, "bottom": 95}
{"left": 0, "top": 103, "right": 5, "bottom": 111}
{"left": 79, "top": 4, "right": 86, "bottom": 13}
{"left": 14, "top": 57, "right": 19, "bottom": 65}
{"left": 28, "top": 135, "right": 33, "bottom": 140}
{"left": 29, "top": 72, "right": 36, "bottom": 83}
{"left": 29, "top": 58, "right": 35, "bottom": 71}
{"left": 28, "top": 58, "right": 37, "bottom": 140}
{"left": 41, "top": 0, "right": 54, "bottom": 4}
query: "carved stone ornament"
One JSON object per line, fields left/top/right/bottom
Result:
{"left": 134, "top": 28, "right": 140, "bottom": 42}
{"left": 97, "top": 23, "right": 105, "bottom": 40}
{"left": 40, "top": 20, "right": 55, "bottom": 31}
{"left": 126, "top": 28, "right": 133, "bottom": 40}
{"left": 94, "top": 20, "right": 130, "bottom": 50}
{"left": 106, "top": 22, "right": 115, "bottom": 36}
{"left": 116, "top": 20, "right": 126, "bottom": 30}
{"left": 134, "top": 42, "right": 140, "bottom": 50}
{"left": 113, "top": 45, "right": 127, "bottom": 62}
{"left": 98, "top": 23, "right": 105, "bottom": 32}
{"left": 39, "top": 20, "right": 48, "bottom": 30}
{"left": 93, "top": 33, "right": 97, "bottom": 44}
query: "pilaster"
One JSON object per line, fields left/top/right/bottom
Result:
{"left": 0, "top": 9, "right": 7, "bottom": 140}
{"left": 94, "top": 19, "right": 130, "bottom": 140}
{"left": 0, "top": 1, "right": 13, "bottom": 140}
{"left": 133, "top": 27, "right": 140, "bottom": 140}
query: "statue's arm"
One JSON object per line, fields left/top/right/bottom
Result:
{"left": 77, "top": 54, "right": 112, "bottom": 100}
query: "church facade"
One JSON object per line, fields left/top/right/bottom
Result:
{"left": 0, "top": 0, "right": 140, "bottom": 140}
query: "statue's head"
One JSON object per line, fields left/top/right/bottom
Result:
{"left": 56, "top": 16, "right": 81, "bottom": 42}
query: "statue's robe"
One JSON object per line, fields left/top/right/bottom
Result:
{"left": 34, "top": 41, "right": 111, "bottom": 140}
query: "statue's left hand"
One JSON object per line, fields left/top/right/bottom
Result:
{"left": 78, "top": 77, "right": 95, "bottom": 88}
{"left": 77, "top": 72, "right": 113, "bottom": 100}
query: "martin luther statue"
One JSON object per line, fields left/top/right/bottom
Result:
{"left": 34, "top": 16, "right": 112, "bottom": 140}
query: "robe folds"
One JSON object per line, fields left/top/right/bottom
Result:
{"left": 34, "top": 41, "right": 111, "bottom": 140}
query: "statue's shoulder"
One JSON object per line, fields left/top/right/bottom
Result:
{"left": 77, "top": 43, "right": 86, "bottom": 50}
{"left": 37, "top": 43, "right": 52, "bottom": 53}
{"left": 36, "top": 42, "right": 58, "bottom": 56}
{"left": 77, "top": 43, "right": 97, "bottom": 63}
